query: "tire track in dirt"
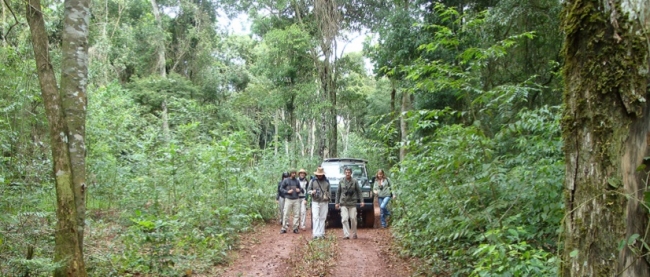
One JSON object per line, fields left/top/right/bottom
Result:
{"left": 215, "top": 220, "right": 310, "bottom": 277}
{"left": 214, "top": 199, "right": 415, "bottom": 277}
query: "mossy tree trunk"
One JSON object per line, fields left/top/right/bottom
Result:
{"left": 561, "top": 0, "right": 650, "bottom": 276}
{"left": 315, "top": 0, "right": 340, "bottom": 158}
{"left": 26, "top": 0, "right": 90, "bottom": 276}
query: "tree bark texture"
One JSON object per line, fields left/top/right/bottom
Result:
{"left": 149, "top": 0, "right": 166, "bottom": 77}
{"left": 26, "top": 0, "right": 88, "bottom": 276}
{"left": 561, "top": 0, "right": 650, "bottom": 276}
{"left": 59, "top": 0, "right": 90, "bottom": 252}
{"left": 399, "top": 90, "right": 410, "bottom": 162}
{"left": 315, "top": 0, "right": 339, "bottom": 158}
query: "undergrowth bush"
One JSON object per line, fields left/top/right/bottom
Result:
{"left": 393, "top": 106, "right": 563, "bottom": 276}
{"left": 81, "top": 83, "right": 285, "bottom": 276}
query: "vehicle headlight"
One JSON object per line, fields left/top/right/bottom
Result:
{"left": 362, "top": 191, "right": 370, "bottom": 198}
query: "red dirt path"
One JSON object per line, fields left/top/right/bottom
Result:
{"left": 213, "top": 201, "right": 418, "bottom": 277}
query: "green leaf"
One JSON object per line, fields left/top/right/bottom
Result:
{"left": 607, "top": 177, "right": 620, "bottom": 188}
{"left": 569, "top": 249, "right": 578, "bottom": 258}
{"left": 627, "top": 234, "right": 640, "bottom": 245}
{"left": 618, "top": 239, "right": 627, "bottom": 251}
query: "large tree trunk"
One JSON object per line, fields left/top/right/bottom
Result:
{"left": 26, "top": 0, "right": 89, "bottom": 276}
{"left": 150, "top": 0, "right": 166, "bottom": 77}
{"left": 561, "top": 0, "right": 650, "bottom": 276}
{"left": 315, "top": 0, "right": 340, "bottom": 158}
{"left": 59, "top": 0, "right": 90, "bottom": 252}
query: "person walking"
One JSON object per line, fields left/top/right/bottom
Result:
{"left": 307, "top": 167, "right": 330, "bottom": 239}
{"left": 336, "top": 167, "right": 364, "bottom": 239}
{"left": 297, "top": 169, "right": 309, "bottom": 230}
{"left": 373, "top": 169, "right": 393, "bottom": 228}
{"left": 280, "top": 169, "right": 303, "bottom": 234}
{"left": 277, "top": 172, "right": 289, "bottom": 225}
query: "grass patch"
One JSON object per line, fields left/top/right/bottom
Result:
{"left": 291, "top": 234, "right": 338, "bottom": 277}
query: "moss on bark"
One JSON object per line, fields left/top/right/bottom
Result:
{"left": 561, "top": 0, "right": 649, "bottom": 276}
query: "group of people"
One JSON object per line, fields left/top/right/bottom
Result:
{"left": 276, "top": 167, "right": 393, "bottom": 240}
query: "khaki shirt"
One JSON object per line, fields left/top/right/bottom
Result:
{"left": 336, "top": 177, "right": 361, "bottom": 206}
{"left": 373, "top": 178, "right": 392, "bottom": 198}
{"left": 307, "top": 178, "right": 331, "bottom": 203}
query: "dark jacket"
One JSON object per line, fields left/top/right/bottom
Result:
{"left": 277, "top": 179, "right": 286, "bottom": 200}
{"left": 281, "top": 177, "right": 304, "bottom": 200}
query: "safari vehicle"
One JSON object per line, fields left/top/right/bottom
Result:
{"left": 321, "top": 158, "right": 375, "bottom": 227}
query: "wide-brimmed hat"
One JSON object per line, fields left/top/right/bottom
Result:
{"left": 298, "top": 168, "right": 307, "bottom": 174}
{"left": 314, "top": 167, "right": 325, "bottom": 176}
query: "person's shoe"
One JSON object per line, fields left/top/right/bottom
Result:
{"left": 301, "top": 227, "right": 306, "bottom": 231}
{"left": 293, "top": 229, "right": 299, "bottom": 234}
{"left": 353, "top": 235, "right": 358, "bottom": 239}
{"left": 343, "top": 236, "right": 349, "bottom": 239}
{"left": 280, "top": 230, "right": 287, "bottom": 234}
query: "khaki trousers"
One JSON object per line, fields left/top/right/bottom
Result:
{"left": 282, "top": 198, "right": 301, "bottom": 231}
{"left": 341, "top": 205, "right": 357, "bottom": 238}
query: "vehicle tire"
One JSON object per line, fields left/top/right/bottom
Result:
{"left": 361, "top": 209, "right": 375, "bottom": 228}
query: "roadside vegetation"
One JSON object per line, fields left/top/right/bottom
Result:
{"left": 4, "top": 0, "right": 621, "bottom": 276}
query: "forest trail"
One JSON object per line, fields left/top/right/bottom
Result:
{"left": 213, "top": 202, "right": 416, "bottom": 277}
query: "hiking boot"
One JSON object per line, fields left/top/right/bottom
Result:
{"left": 353, "top": 235, "right": 358, "bottom": 239}
{"left": 280, "top": 230, "right": 287, "bottom": 234}
{"left": 293, "top": 229, "right": 299, "bottom": 234}
{"left": 343, "top": 236, "right": 349, "bottom": 239}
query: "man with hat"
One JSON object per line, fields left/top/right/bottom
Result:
{"left": 297, "top": 169, "right": 309, "bottom": 230}
{"left": 307, "top": 167, "right": 331, "bottom": 239}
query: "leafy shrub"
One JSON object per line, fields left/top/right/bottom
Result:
{"left": 471, "top": 227, "right": 557, "bottom": 276}
{"left": 393, "top": 107, "right": 563, "bottom": 275}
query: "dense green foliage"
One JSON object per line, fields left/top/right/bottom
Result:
{"left": 1, "top": 0, "right": 565, "bottom": 275}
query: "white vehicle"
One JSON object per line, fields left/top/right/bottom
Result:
{"left": 320, "top": 158, "right": 375, "bottom": 228}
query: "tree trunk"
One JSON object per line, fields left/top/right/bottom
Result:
{"left": 162, "top": 100, "right": 170, "bottom": 143}
{"left": 26, "top": 0, "right": 89, "bottom": 276}
{"left": 274, "top": 110, "right": 280, "bottom": 156}
{"left": 315, "top": 0, "right": 340, "bottom": 158}
{"left": 2, "top": 1, "right": 5, "bottom": 47}
{"left": 150, "top": 0, "right": 166, "bottom": 77}
{"left": 327, "top": 65, "right": 337, "bottom": 157}
{"left": 59, "top": 0, "right": 90, "bottom": 251}
{"left": 399, "top": 90, "right": 409, "bottom": 162}
{"left": 561, "top": 1, "right": 650, "bottom": 276}
{"left": 310, "top": 118, "right": 316, "bottom": 158}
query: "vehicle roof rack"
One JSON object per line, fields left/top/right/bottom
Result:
{"left": 322, "top": 157, "right": 368, "bottom": 163}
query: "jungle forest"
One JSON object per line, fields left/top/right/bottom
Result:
{"left": 1, "top": 0, "right": 650, "bottom": 276}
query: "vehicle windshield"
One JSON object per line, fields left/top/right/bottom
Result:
{"left": 322, "top": 164, "right": 366, "bottom": 179}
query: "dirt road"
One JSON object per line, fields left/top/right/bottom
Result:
{"left": 214, "top": 204, "right": 416, "bottom": 277}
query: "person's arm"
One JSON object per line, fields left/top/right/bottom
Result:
{"left": 371, "top": 177, "right": 378, "bottom": 195}
{"left": 335, "top": 182, "right": 341, "bottom": 204}
{"left": 355, "top": 179, "right": 362, "bottom": 203}
{"left": 280, "top": 179, "right": 290, "bottom": 195}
